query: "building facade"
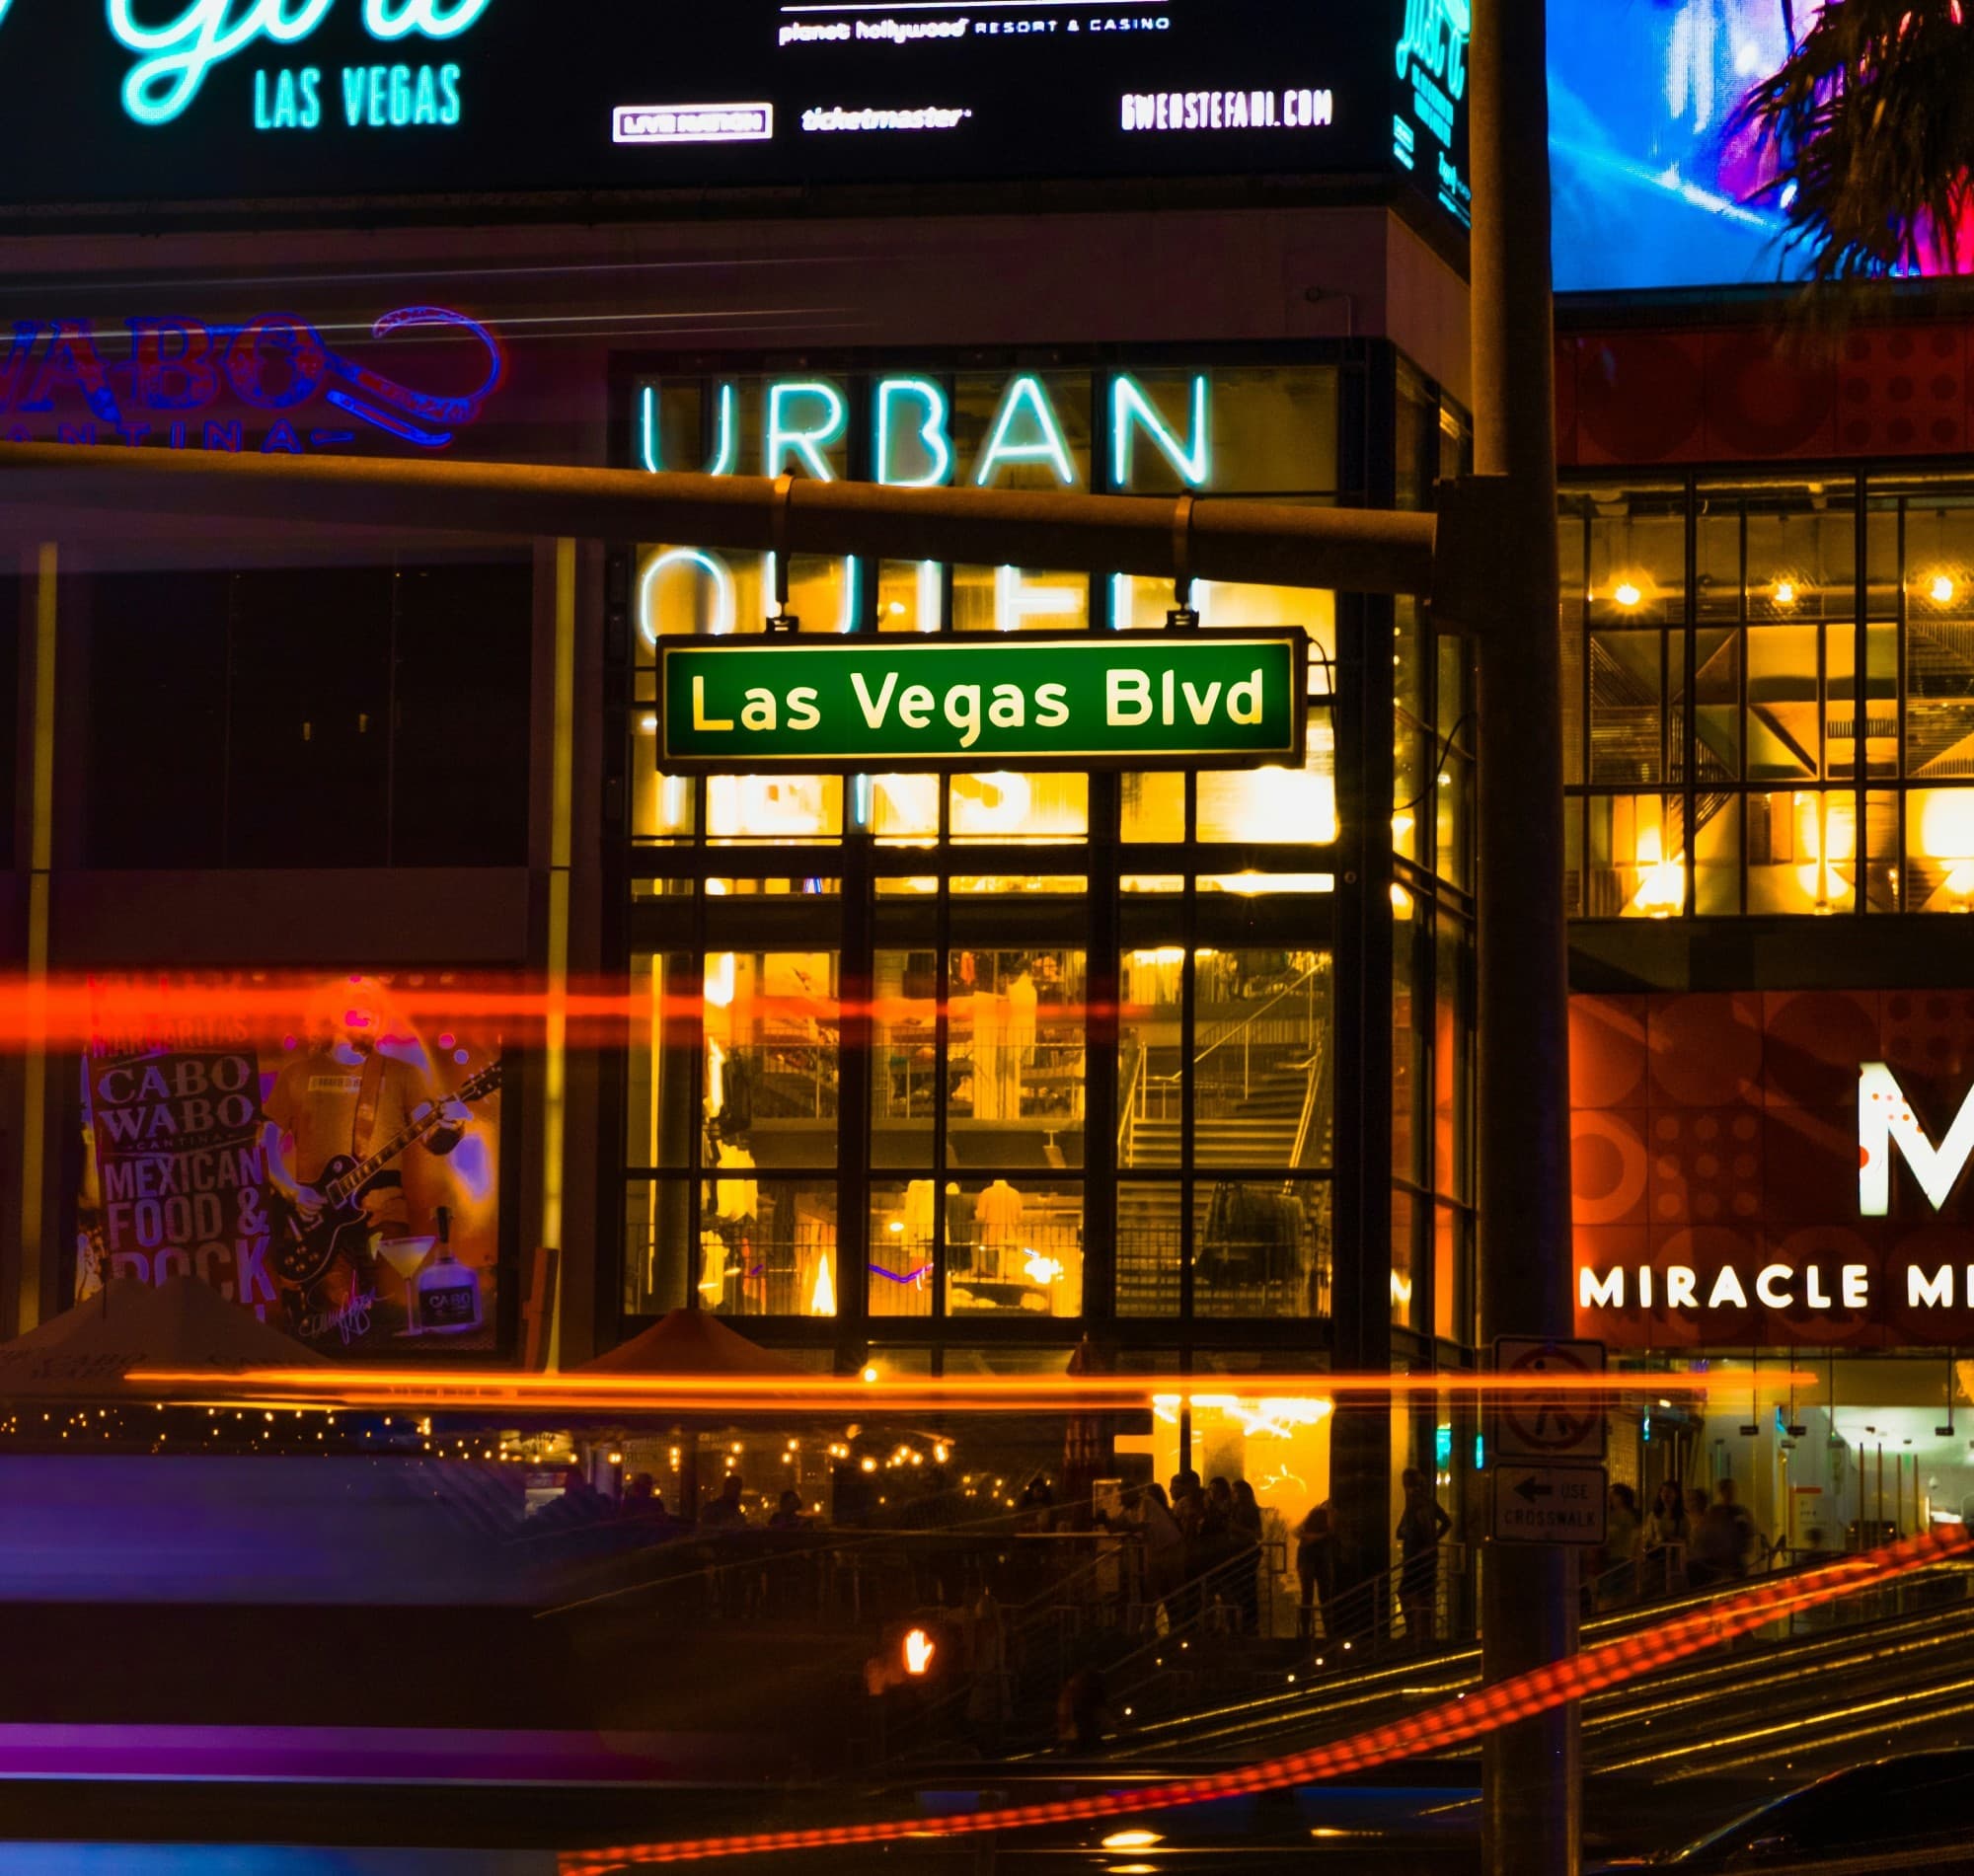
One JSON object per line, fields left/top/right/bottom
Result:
{"left": 1560, "top": 311, "right": 1974, "bottom": 1558}
{"left": 0, "top": 189, "right": 1477, "bottom": 1571}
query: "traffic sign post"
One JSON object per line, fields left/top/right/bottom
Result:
{"left": 1491, "top": 1335, "right": 1608, "bottom": 1463}
{"left": 1491, "top": 1463, "right": 1608, "bottom": 1546}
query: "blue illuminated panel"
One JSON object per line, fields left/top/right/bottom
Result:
{"left": 1549, "top": 0, "right": 1804, "bottom": 293}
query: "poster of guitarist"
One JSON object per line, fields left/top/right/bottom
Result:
{"left": 262, "top": 975, "right": 500, "bottom": 1349}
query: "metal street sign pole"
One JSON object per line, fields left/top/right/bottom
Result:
{"left": 0, "top": 440, "right": 1439, "bottom": 602}
{"left": 1470, "top": 1, "right": 1577, "bottom": 1871}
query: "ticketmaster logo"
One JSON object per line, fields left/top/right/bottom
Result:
{"left": 613, "top": 103, "right": 775, "bottom": 145}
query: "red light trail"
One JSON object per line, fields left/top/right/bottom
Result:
{"left": 554, "top": 1528, "right": 1970, "bottom": 1872}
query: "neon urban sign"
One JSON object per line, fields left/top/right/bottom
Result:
{"left": 636, "top": 371, "right": 1214, "bottom": 638}
{"left": 105, "top": 0, "right": 494, "bottom": 126}
{"left": 0, "top": 303, "right": 505, "bottom": 453}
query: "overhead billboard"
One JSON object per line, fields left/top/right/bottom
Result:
{"left": 0, "top": 3, "right": 1465, "bottom": 217}
{"left": 1549, "top": 0, "right": 1834, "bottom": 294}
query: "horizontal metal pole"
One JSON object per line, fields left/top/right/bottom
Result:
{"left": 0, "top": 442, "right": 1437, "bottom": 597}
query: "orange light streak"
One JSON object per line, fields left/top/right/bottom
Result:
{"left": 118, "top": 1366, "right": 1813, "bottom": 1416}
{"left": 555, "top": 1528, "right": 1971, "bottom": 1872}
{"left": 0, "top": 971, "right": 1137, "bottom": 1053}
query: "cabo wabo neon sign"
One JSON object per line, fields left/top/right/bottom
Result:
{"left": 1578, "top": 1062, "right": 1974, "bottom": 1320}
{"left": 0, "top": 304, "right": 505, "bottom": 453}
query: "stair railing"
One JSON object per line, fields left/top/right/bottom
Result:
{"left": 1190, "top": 960, "right": 1328, "bottom": 1103}
{"left": 1287, "top": 1032, "right": 1328, "bottom": 1176}
{"left": 1117, "top": 1041, "right": 1148, "bottom": 1165}
{"left": 1118, "top": 960, "right": 1328, "bottom": 1155}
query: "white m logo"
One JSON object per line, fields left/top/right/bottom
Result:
{"left": 1859, "top": 1062, "right": 1974, "bottom": 1215}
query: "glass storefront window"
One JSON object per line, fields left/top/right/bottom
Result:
{"left": 1195, "top": 949, "right": 1329, "bottom": 1157}
{"left": 1200, "top": 717, "right": 1337, "bottom": 844}
{"left": 635, "top": 761, "right": 697, "bottom": 842}
{"left": 868, "top": 774, "right": 942, "bottom": 842}
{"left": 629, "top": 952, "right": 695, "bottom": 1170}
{"left": 1107, "top": 366, "right": 1339, "bottom": 497}
{"left": 868, "top": 1179, "right": 942, "bottom": 1318}
{"left": 700, "top": 1177, "right": 839, "bottom": 1318}
{"left": 625, "top": 1178, "right": 690, "bottom": 1315}
{"left": 873, "top": 950, "right": 938, "bottom": 1169}
{"left": 876, "top": 559, "right": 946, "bottom": 635}
{"left": 949, "top": 1178, "right": 1085, "bottom": 1317}
{"left": 1195, "top": 1177, "right": 1332, "bottom": 1318}
{"left": 949, "top": 771, "right": 1088, "bottom": 842}
{"left": 955, "top": 370, "right": 1091, "bottom": 491}
{"left": 1391, "top": 1186, "right": 1424, "bottom": 1331}
{"left": 1433, "top": 916, "right": 1470, "bottom": 1204}
{"left": 949, "top": 948, "right": 1085, "bottom": 1159}
{"left": 1119, "top": 947, "right": 1183, "bottom": 1169}
{"left": 1584, "top": 793, "right": 1689, "bottom": 919}
{"left": 612, "top": 353, "right": 1444, "bottom": 1356}
{"left": 1116, "top": 947, "right": 1333, "bottom": 1321}
{"left": 1122, "top": 772, "right": 1186, "bottom": 844}
{"left": 951, "top": 563, "right": 1089, "bottom": 633}
{"left": 1555, "top": 477, "right": 1974, "bottom": 916}
{"left": 703, "top": 951, "right": 839, "bottom": 1171}
{"left": 1907, "top": 787, "right": 1974, "bottom": 912}
{"left": 1747, "top": 789, "right": 1859, "bottom": 914}
{"left": 706, "top": 774, "right": 844, "bottom": 843}
{"left": 1433, "top": 1203, "right": 1466, "bottom": 1344}
{"left": 638, "top": 547, "right": 862, "bottom": 641}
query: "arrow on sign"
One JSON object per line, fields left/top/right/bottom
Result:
{"left": 1513, "top": 1476, "right": 1555, "bottom": 1506}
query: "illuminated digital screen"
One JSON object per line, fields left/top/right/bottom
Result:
{"left": 0, "top": 2, "right": 1466, "bottom": 218}
{"left": 1549, "top": 0, "right": 1809, "bottom": 293}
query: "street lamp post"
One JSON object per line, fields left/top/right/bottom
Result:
{"left": 1470, "top": 2, "right": 1578, "bottom": 1872}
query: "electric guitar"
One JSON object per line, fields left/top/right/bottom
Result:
{"left": 269, "top": 1061, "right": 501, "bottom": 1291}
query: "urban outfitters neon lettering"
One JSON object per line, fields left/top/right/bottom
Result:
{"left": 1111, "top": 374, "right": 1210, "bottom": 488}
{"left": 874, "top": 378, "right": 952, "bottom": 489}
{"left": 110, "top": 0, "right": 494, "bottom": 126}
{"left": 640, "top": 383, "right": 736, "bottom": 478}
{"left": 974, "top": 375, "right": 1077, "bottom": 487}
{"left": 766, "top": 381, "right": 847, "bottom": 480}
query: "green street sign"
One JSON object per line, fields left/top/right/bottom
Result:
{"left": 657, "top": 630, "right": 1308, "bottom": 772}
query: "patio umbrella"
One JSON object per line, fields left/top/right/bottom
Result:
{"left": 0, "top": 1276, "right": 329, "bottom": 1397}
{"left": 577, "top": 1309, "right": 806, "bottom": 1523}
{"left": 577, "top": 1307, "right": 807, "bottom": 1378}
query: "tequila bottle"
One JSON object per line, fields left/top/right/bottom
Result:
{"left": 413, "top": 1204, "right": 483, "bottom": 1335}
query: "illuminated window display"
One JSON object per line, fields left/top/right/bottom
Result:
{"left": 1561, "top": 480, "right": 1974, "bottom": 918}
{"left": 615, "top": 346, "right": 1477, "bottom": 1410}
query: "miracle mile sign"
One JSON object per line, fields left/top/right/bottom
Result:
{"left": 657, "top": 631, "right": 1308, "bottom": 772}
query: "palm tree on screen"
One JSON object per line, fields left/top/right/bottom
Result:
{"left": 1734, "top": 0, "right": 1974, "bottom": 281}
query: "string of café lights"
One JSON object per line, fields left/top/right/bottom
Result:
{"left": 118, "top": 1367, "right": 1814, "bottom": 1415}
{"left": 554, "top": 1528, "right": 1971, "bottom": 1873}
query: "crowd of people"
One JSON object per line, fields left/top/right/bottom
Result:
{"left": 528, "top": 1465, "right": 812, "bottom": 1538}
{"left": 1595, "top": 1476, "right": 1762, "bottom": 1610}
{"left": 1123, "top": 1470, "right": 1270, "bottom": 1630}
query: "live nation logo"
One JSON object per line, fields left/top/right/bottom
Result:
{"left": 0, "top": 303, "right": 507, "bottom": 455}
